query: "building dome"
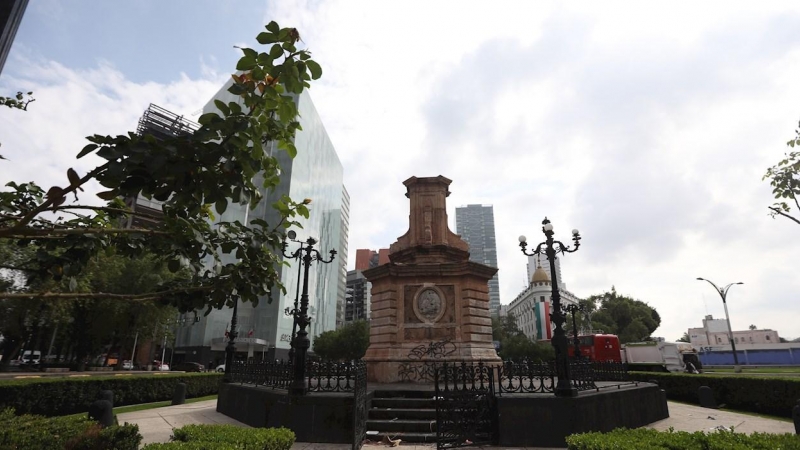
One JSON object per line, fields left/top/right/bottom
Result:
{"left": 531, "top": 264, "right": 550, "bottom": 284}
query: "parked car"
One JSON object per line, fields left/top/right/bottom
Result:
{"left": 153, "top": 361, "right": 170, "bottom": 371}
{"left": 122, "top": 360, "right": 134, "bottom": 370}
{"left": 172, "top": 362, "right": 204, "bottom": 372}
{"left": 216, "top": 364, "right": 225, "bottom": 373}
{"left": 21, "top": 351, "right": 41, "bottom": 367}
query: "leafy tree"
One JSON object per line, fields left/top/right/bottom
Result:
{"left": 0, "top": 22, "right": 322, "bottom": 313}
{"left": 492, "top": 313, "right": 554, "bottom": 361}
{"left": 749, "top": 324, "right": 757, "bottom": 330}
{"left": 763, "top": 124, "right": 800, "bottom": 225}
{"left": 0, "top": 91, "right": 34, "bottom": 160}
{"left": 676, "top": 332, "right": 690, "bottom": 343}
{"left": 311, "top": 320, "right": 369, "bottom": 361}
{"left": 581, "top": 287, "right": 660, "bottom": 344}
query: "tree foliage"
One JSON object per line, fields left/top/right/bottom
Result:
{"left": 311, "top": 320, "right": 369, "bottom": 361}
{"left": 0, "top": 91, "right": 34, "bottom": 160}
{"left": 491, "top": 313, "right": 554, "bottom": 361}
{"left": 582, "top": 287, "right": 661, "bottom": 344}
{"left": 763, "top": 124, "right": 800, "bottom": 225}
{"left": 0, "top": 22, "right": 322, "bottom": 313}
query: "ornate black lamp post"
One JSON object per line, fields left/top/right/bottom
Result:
{"left": 282, "top": 230, "right": 306, "bottom": 365}
{"left": 281, "top": 232, "right": 336, "bottom": 396}
{"left": 519, "top": 217, "right": 581, "bottom": 397}
{"left": 562, "top": 303, "right": 584, "bottom": 360}
{"left": 223, "top": 297, "right": 239, "bottom": 383}
{"left": 696, "top": 278, "right": 744, "bottom": 373}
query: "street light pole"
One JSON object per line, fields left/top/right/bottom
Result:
{"left": 223, "top": 296, "right": 239, "bottom": 383}
{"left": 282, "top": 234, "right": 336, "bottom": 396}
{"left": 696, "top": 278, "right": 744, "bottom": 373}
{"left": 562, "top": 303, "right": 583, "bottom": 359}
{"left": 519, "top": 217, "right": 581, "bottom": 397}
{"left": 282, "top": 230, "right": 305, "bottom": 365}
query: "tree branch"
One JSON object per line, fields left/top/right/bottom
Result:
{"left": 768, "top": 206, "right": 800, "bottom": 225}
{"left": 10, "top": 163, "right": 109, "bottom": 230}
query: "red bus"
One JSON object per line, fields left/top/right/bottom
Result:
{"left": 566, "top": 334, "right": 622, "bottom": 362}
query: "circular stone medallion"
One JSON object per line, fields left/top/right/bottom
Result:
{"left": 416, "top": 288, "right": 443, "bottom": 322}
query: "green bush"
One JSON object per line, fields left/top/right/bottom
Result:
{"left": 566, "top": 428, "right": 800, "bottom": 449}
{"left": 140, "top": 424, "right": 295, "bottom": 450}
{"left": 0, "top": 373, "right": 222, "bottom": 416}
{"left": 629, "top": 371, "right": 800, "bottom": 418}
{"left": 0, "top": 407, "right": 141, "bottom": 449}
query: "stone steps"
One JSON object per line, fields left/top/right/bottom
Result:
{"left": 367, "top": 390, "right": 437, "bottom": 443}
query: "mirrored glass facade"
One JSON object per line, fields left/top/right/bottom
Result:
{"left": 174, "top": 81, "right": 347, "bottom": 364}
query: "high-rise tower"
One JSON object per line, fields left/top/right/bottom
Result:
{"left": 455, "top": 204, "right": 500, "bottom": 315}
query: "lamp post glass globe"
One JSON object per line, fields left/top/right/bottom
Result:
{"left": 543, "top": 223, "right": 554, "bottom": 232}
{"left": 287, "top": 230, "right": 297, "bottom": 240}
{"left": 518, "top": 235, "right": 527, "bottom": 244}
{"left": 572, "top": 229, "right": 579, "bottom": 236}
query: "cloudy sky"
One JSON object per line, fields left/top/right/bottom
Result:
{"left": 2, "top": 1, "right": 800, "bottom": 341}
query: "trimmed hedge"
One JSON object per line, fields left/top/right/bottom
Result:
{"left": 0, "top": 373, "right": 222, "bottom": 416}
{"left": 566, "top": 428, "right": 800, "bottom": 449}
{"left": 142, "top": 424, "right": 295, "bottom": 450}
{"left": 629, "top": 371, "right": 800, "bottom": 418}
{"left": 0, "top": 407, "right": 141, "bottom": 449}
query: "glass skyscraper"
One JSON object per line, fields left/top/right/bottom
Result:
{"left": 174, "top": 82, "right": 348, "bottom": 364}
{"left": 455, "top": 204, "right": 501, "bottom": 315}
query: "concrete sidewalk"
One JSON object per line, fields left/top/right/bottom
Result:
{"left": 118, "top": 399, "right": 795, "bottom": 449}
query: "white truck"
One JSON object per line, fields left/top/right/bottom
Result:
{"left": 621, "top": 341, "right": 701, "bottom": 373}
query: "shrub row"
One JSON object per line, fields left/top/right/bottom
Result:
{"left": 629, "top": 371, "right": 800, "bottom": 418}
{"left": 566, "top": 428, "right": 800, "bottom": 449}
{"left": 0, "top": 407, "right": 141, "bottom": 449}
{"left": 0, "top": 373, "right": 222, "bottom": 416}
{"left": 142, "top": 424, "right": 295, "bottom": 450}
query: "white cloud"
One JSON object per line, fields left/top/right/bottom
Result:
{"left": 262, "top": 0, "right": 800, "bottom": 341}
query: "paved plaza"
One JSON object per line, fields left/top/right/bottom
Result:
{"left": 117, "top": 398, "right": 795, "bottom": 449}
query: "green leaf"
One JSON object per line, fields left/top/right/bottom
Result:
{"left": 236, "top": 55, "right": 257, "bottom": 71}
{"left": 198, "top": 113, "right": 219, "bottom": 125}
{"left": 269, "top": 44, "right": 283, "bottom": 59}
{"left": 168, "top": 259, "right": 181, "bottom": 273}
{"left": 96, "top": 190, "right": 118, "bottom": 200}
{"left": 67, "top": 168, "right": 81, "bottom": 186}
{"left": 242, "top": 47, "right": 257, "bottom": 59}
{"left": 256, "top": 32, "right": 278, "bottom": 45}
{"left": 266, "top": 21, "right": 280, "bottom": 34}
{"left": 306, "top": 60, "right": 322, "bottom": 80}
{"left": 68, "top": 277, "right": 77, "bottom": 292}
{"left": 77, "top": 143, "right": 99, "bottom": 159}
{"left": 214, "top": 99, "right": 230, "bottom": 116}
{"left": 216, "top": 198, "right": 228, "bottom": 215}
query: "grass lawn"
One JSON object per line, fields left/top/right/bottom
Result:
{"left": 63, "top": 394, "right": 218, "bottom": 418}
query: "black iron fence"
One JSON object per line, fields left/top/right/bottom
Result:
{"left": 497, "top": 360, "right": 556, "bottom": 394}
{"left": 307, "top": 359, "right": 361, "bottom": 393}
{"left": 229, "top": 359, "right": 293, "bottom": 389}
{"left": 228, "top": 359, "right": 363, "bottom": 393}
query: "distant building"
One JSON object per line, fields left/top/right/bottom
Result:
{"left": 0, "top": 0, "right": 28, "bottom": 75}
{"left": 688, "top": 315, "right": 780, "bottom": 347}
{"left": 126, "top": 104, "right": 200, "bottom": 229}
{"left": 354, "top": 249, "right": 389, "bottom": 271}
{"left": 345, "top": 270, "right": 370, "bottom": 323}
{"left": 527, "top": 254, "right": 565, "bottom": 291}
{"left": 506, "top": 264, "right": 580, "bottom": 340}
{"left": 455, "top": 205, "right": 500, "bottom": 315}
{"left": 336, "top": 187, "right": 350, "bottom": 329}
{"left": 497, "top": 304, "right": 508, "bottom": 318}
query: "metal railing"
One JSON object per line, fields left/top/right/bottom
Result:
{"left": 307, "top": 360, "right": 361, "bottom": 392}
{"left": 229, "top": 359, "right": 293, "bottom": 389}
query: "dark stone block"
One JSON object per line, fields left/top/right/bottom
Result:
{"left": 497, "top": 383, "right": 668, "bottom": 448}
{"left": 698, "top": 386, "right": 717, "bottom": 409}
{"left": 792, "top": 400, "right": 800, "bottom": 435}
{"left": 172, "top": 382, "right": 187, "bottom": 405}
{"left": 88, "top": 400, "right": 114, "bottom": 428}
{"left": 98, "top": 389, "right": 114, "bottom": 407}
{"left": 217, "top": 383, "right": 373, "bottom": 443}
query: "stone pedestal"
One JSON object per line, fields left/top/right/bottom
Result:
{"left": 363, "top": 176, "right": 501, "bottom": 383}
